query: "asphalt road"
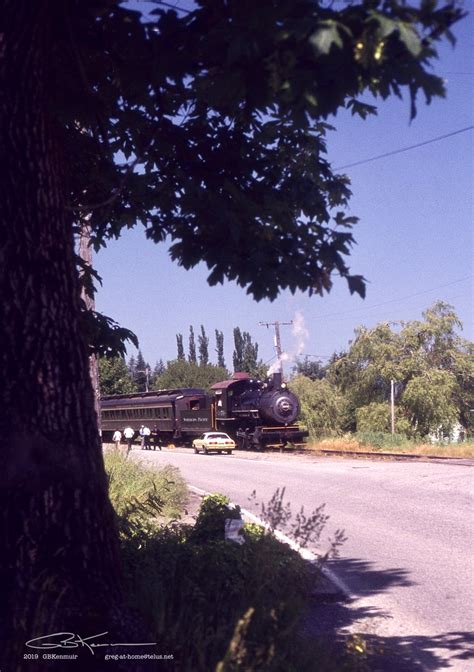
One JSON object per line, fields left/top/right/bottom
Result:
{"left": 134, "top": 449, "right": 474, "bottom": 671}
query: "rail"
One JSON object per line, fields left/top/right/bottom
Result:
{"left": 311, "top": 448, "right": 473, "bottom": 462}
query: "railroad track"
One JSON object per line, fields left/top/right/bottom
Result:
{"left": 260, "top": 445, "right": 473, "bottom": 464}
{"left": 314, "top": 447, "right": 474, "bottom": 463}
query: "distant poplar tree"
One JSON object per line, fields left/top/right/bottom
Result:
{"left": 188, "top": 326, "right": 197, "bottom": 364}
{"left": 233, "top": 328, "right": 259, "bottom": 374}
{"left": 215, "top": 329, "right": 225, "bottom": 369}
{"left": 242, "top": 332, "right": 258, "bottom": 374}
{"left": 233, "top": 327, "right": 244, "bottom": 371}
{"left": 198, "top": 325, "right": 209, "bottom": 366}
{"left": 176, "top": 334, "right": 185, "bottom": 361}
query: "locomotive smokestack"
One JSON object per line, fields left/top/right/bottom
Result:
{"left": 270, "top": 372, "right": 282, "bottom": 389}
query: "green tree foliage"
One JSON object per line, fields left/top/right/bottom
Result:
{"left": 155, "top": 360, "right": 229, "bottom": 391}
{"left": 402, "top": 369, "right": 460, "bottom": 437}
{"left": 293, "top": 356, "right": 327, "bottom": 381}
{"left": 215, "top": 329, "right": 226, "bottom": 369}
{"left": 198, "top": 325, "right": 209, "bottom": 366}
{"left": 233, "top": 327, "right": 245, "bottom": 371}
{"left": 66, "top": 0, "right": 463, "bottom": 309}
{"left": 329, "top": 302, "right": 473, "bottom": 438}
{"left": 99, "top": 356, "right": 136, "bottom": 395}
{"left": 355, "top": 402, "right": 391, "bottom": 433}
{"left": 151, "top": 359, "right": 166, "bottom": 388}
{"left": 134, "top": 349, "right": 151, "bottom": 392}
{"left": 176, "top": 333, "right": 185, "bottom": 361}
{"left": 233, "top": 327, "right": 260, "bottom": 375}
{"left": 188, "top": 326, "right": 197, "bottom": 364}
{"left": 289, "top": 375, "right": 344, "bottom": 438}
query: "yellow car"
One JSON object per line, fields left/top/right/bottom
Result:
{"left": 193, "top": 432, "right": 235, "bottom": 455}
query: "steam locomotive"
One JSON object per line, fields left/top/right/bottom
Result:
{"left": 101, "top": 372, "right": 307, "bottom": 450}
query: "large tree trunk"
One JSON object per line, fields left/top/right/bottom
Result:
{"left": 78, "top": 221, "right": 102, "bottom": 425}
{"left": 0, "top": 3, "right": 135, "bottom": 669}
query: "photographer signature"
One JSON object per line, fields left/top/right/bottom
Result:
{"left": 26, "top": 632, "right": 157, "bottom": 655}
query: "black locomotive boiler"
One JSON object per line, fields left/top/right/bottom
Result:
{"left": 100, "top": 372, "right": 308, "bottom": 450}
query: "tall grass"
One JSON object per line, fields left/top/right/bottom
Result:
{"left": 104, "top": 451, "right": 187, "bottom": 521}
{"left": 307, "top": 435, "right": 474, "bottom": 458}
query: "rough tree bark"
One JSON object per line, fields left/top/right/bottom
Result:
{"left": 0, "top": 3, "right": 137, "bottom": 669}
{"left": 78, "top": 220, "right": 101, "bottom": 425}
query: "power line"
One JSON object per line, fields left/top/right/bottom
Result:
{"left": 315, "top": 276, "right": 473, "bottom": 319}
{"left": 335, "top": 126, "right": 474, "bottom": 171}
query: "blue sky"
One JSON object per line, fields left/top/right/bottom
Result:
{"left": 95, "top": 5, "right": 473, "bottom": 373}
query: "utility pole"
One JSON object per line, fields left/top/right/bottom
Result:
{"left": 259, "top": 320, "right": 293, "bottom": 375}
{"left": 391, "top": 379, "right": 396, "bottom": 435}
{"left": 136, "top": 367, "right": 150, "bottom": 392}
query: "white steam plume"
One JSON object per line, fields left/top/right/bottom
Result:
{"left": 267, "top": 311, "right": 309, "bottom": 376}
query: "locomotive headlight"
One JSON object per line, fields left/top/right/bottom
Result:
{"left": 277, "top": 398, "right": 291, "bottom": 415}
{"left": 281, "top": 383, "right": 287, "bottom": 389}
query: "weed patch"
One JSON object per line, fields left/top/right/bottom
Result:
{"left": 104, "top": 451, "right": 187, "bottom": 523}
{"left": 307, "top": 435, "right": 474, "bottom": 458}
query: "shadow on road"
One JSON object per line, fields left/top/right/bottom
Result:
{"left": 359, "top": 630, "right": 474, "bottom": 671}
{"left": 303, "top": 557, "right": 474, "bottom": 670}
{"left": 328, "top": 557, "right": 415, "bottom": 595}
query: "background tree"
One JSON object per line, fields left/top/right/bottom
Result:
{"left": 328, "top": 303, "right": 472, "bottom": 438}
{"left": 233, "top": 327, "right": 262, "bottom": 375}
{"left": 233, "top": 327, "right": 245, "bottom": 372}
{"left": 215, "top": 329, "right": 226, "bottom": 369}
{"left": 402, "top": 369, "right": 460, "bottom": 438}
{"left": 134, "top": 349, "right": 151, "bottom": 392}
{"left": 242, "top": 333, "right": 260, "bottom": 376}
{"left": 127, "top": 354, "right": 137, "bottom": 381}
{"left": 289, "top": 376, "right": 344, "bottom": 439}
{"left": 176, "top": 333, "right": 185, "bottom": 361}
{"left": 151, "top": 359, "right": 166, "bottom": 389}
{"left": 198, "top": 325, "right": 209, "bottom": 366}
{"left": 155, "top": 360, "right": 229, "bottom": 391}
{"left": 188, "top": 326, "right": 197, "bottom": 364}
{"left": 0, "top": 0, "right": 463, "bottom": 663}
{"left": 355, "top": 401, "right": 392, "bottom": 433}
{"left": 293, "top": 356, "right": 327, "bottom": 381}
{"left": 99, "top": 356, "right": 136, "bottom": 395}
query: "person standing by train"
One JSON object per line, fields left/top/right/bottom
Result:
{"left": 153, "top": 425, "right": 162, "bottom": 451}
{"left": 112, "top": 429, "right": 122, "bottom": 451}
{"left": 140, "top": 425, "right": 151, "bottom": 450}
{"left": 123, "top": 426, "right": 134, "bottom": 456}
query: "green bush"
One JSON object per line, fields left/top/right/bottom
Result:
{"left": 191, "top": 493, "right": 242, "bottom": 542}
